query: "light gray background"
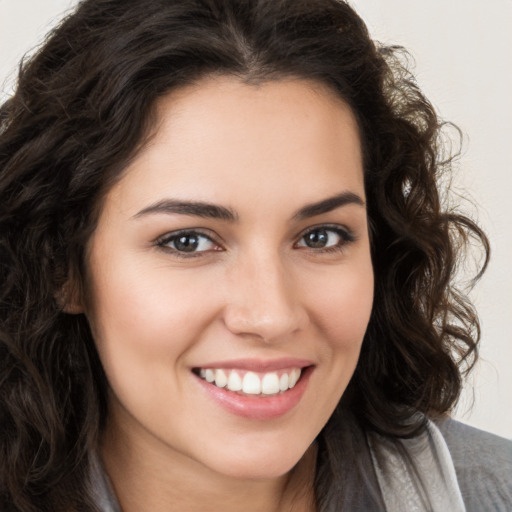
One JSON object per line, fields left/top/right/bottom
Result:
{"left": 1, "top": 0, "right": 511, "bottom": 438}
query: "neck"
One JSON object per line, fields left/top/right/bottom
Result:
{"left": 100, "top": 414, "right": 317, "bottom": 512}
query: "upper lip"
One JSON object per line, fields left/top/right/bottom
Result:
{"left": 193, "top": 358, "right": 314, "bottom": 372}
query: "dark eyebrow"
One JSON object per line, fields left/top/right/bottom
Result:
{"left": 132, "top": 199, "right": 238, "bottom": 222}
{"left": 133, "top": 191, "right": 363, "bottom": 222}
{"left": 293, "top": 191, "right": 365, "bottom": 220}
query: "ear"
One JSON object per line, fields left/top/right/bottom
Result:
{"left": 55, "top": 279, "right": 85, "bottom": 314}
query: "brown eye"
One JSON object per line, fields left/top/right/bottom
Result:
{"left": 174, "top": 234, "right": 201, "bottom": 252}
{"left": 157, "top": 231, "right": 217, "bottom": 254}
{"left": 302, "top": 229, "right": 330, "bottom": 248}
{"left": 296, "top": 226, "right": 354, "bottom": 251}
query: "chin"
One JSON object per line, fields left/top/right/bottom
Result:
{"left": 198, "top": 438, "right": 313, "bottom": 481}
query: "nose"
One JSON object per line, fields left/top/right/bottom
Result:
{"left": 222, "top": 251, "right": 309, "bottom": 343}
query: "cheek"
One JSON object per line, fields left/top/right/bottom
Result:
{"left": 85, "top": 264, "right": 224, "bottom": 424}
{"left": 90, "top": 252, "right": 215, "bottom": 333}
{"left": 85, "top": 258, "right": 222, "bottom": 386}
{"left": 306, "top": 262, "right": 374, "bottom": 348}
{"left": 296, "top": 260, "right": 374, "bottom": 429}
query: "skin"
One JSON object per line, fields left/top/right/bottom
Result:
{"left": 80, "top": 76, "right": 374, "bottom": 512}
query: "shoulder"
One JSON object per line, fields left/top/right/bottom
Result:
{"left": 436, "top": 416, "right": 512, "bottom": 512}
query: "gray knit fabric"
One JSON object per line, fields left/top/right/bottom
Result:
{"left": 437, "top": 417, "right": 512, "bottom": 512}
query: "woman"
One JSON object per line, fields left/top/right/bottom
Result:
{"left": 0, "top": 0, "right": 510, "bottom": 511}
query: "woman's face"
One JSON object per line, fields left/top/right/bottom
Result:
{"left": 84, "top": 77, "right": 374, "bottom": 480}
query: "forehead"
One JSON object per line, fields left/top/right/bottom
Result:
{"left": 101, "top": 76, "right": 364, "bottom": 218}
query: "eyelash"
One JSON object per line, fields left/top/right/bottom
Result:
{"left": 295, "top": 225, "right": 356, "bottom": 254}
{"left": 155, "top": 229, "right": 220, "bottom": 258}
{"left": 155, "top": 225, "right": 356, "bottom": 258}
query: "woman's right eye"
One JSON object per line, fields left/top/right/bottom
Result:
{"left": 156, "top": 231, "right": 220, "bottom": 256}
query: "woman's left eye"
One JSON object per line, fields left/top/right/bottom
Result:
{"left": 295, "top": 226, "right": 354, "bottom": 251}
{"left": 156, "top": 231, "right": 219, "bottom": 255}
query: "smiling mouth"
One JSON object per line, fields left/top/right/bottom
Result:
{"left": 193, "top": 367, "right": 304, "bottom": 397}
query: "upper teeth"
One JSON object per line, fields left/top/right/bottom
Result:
{"left": 198, "top": 368, "right": 302, "bottom": 395}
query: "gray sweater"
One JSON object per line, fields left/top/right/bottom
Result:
{"left": 437, "top": 418, "right": 512, "bottom": 511}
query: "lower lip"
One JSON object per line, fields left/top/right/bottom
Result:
{"left": 194, "top": 366, "right": 313, "bottom": 420}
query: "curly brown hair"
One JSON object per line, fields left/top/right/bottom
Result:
{"left": 0, "top": 0, "right": 489, "bottom": 510}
